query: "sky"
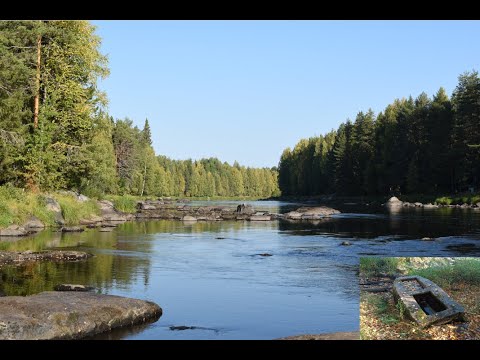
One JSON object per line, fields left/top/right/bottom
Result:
{"left": 93, "top": 20, "right": 480, "bottom": 168}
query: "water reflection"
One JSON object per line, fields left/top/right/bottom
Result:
{"left": 0, "top": 201, "right": 479, "bottom": 339}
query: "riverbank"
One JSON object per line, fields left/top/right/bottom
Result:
{"left": 0, "top": 186, "right": 342, "bottom": 237}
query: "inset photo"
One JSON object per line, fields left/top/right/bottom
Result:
{"left": 360, "top": 257, "right": 480, "bottom": 340}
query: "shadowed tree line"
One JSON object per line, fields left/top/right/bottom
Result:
{"left": 0, "top": 21, "right": 280, "bottom": 198}
{"left": 279, "top": 71, "right": 480, "bottom": 196}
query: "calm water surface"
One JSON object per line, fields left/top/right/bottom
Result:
{"left": 1, "top": 200, "right": 479, "bottom": 339}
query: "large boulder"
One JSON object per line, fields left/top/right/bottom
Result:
{"left": 0, "top": 225, "right": 31, "bottom": 237}
{"left": 23, "top": 216, "right": 45, "bottom": 230}
{"left": 0, "top": 291, "right": 162, "bottom": 340}
{"left": 385, "top": 197, "right": 403, "bottom": 208}
{"left": 45, "top": 197, "right": 65, "bottom": 226}
{"left": 236, "top": 204, "right": 255, "bottom": 215}
{"left": 182, "top": 216, "right": 197, "bottom": 222}
{"left": 97, "top": 200, "right": 128, "bottom": 222}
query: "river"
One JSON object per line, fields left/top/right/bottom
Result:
{"left": 1, "top": 200, "right": 479, "bottom": 339}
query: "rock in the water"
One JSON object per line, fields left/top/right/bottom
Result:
{"left": 423, "top": 203, "right": 438, "bottom": 208}
{"left": 0, "top": 291, "right": 162, "bottom": 340}
{"left": 255, "top": 253, "right": 273, "bottom": 257}
{"left": 296, "top": 207, "right": 340, "bottom": 216}
{"left": 79, "top": 215, "right": 103, "bottom": 226}
{"left": 236, "top": 204, "right": 255, "bottom": 215}
{"left": 54, "top": 284, "right": 94, "bottom": 292}
{"left": 422, "top": 237, "right": 434, "bottom": 241}
{"left": 182, "top": 216, "right": 197, "bottom": 222}
{"left": 97, "top": 200, "right": 128, "bottom": 222}
{"left": 249, "top": 215, "right": 271, "bottom": 221}
{"left": 61, "top": 226, "right": 84, "bottom": 233}
{"left": 99, "top": 227, "right": 114, "bottom": 232}
{"left": 341, "top": 241, "right": 352, "bottom": 246}
{"left": 476, "top": 202, "right": 480, "bottom": 208}
{"left": 23, "top": 216, "right": 45, "bottom": 230}
{"left": 0, "top": 225, "right": 31, "bottom": 237}
{"left": 386, "top": 197, "right": 403, "bottom": 207}
{"left": 45, "top": 196, "right": 65, "bottom": 226}
{"left": 284, "top": 211, "right": 303, "bottom": 219}
{"left": 414, "top": 202, "right": 423, "bottom": 207}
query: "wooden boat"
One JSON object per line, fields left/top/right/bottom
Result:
{"left": 393, "top": 275, "right": 465, "bottom": 328}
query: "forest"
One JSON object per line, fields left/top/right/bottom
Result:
{"left": 0, "top": 21, "right": 280, "bottom": 199}
{"left": 278, "top": 72, "right": 480, "bottom": 196}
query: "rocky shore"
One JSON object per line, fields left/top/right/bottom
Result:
{"left": 279, "top": 331, "right": 360, "bottom": 340}
{"left": 0, "top": 194, "right": 341, "bottom": 238}
{"left": 385, "top": 196, "right": 480, "bottom": 210}
{"left": 0, "top": 250, "right": 92, "bottom": 269}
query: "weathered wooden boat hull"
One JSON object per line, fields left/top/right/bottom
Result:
{"left": 393, "top": 275, "right": 465, "bottom": 328}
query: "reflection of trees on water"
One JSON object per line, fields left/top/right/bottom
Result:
{"left": 278, "top": 209, "right": 480, "bottom": 239}
{"left": 0, "top": 229, "right": 152, "bottom": 296}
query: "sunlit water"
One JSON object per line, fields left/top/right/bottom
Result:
{"left": 1, "top": 201, "right": 479, "bottom": 339}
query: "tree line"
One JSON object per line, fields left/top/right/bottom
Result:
{"left": 0, "top": 21, "right": 280, "bottom": 198}
{"left": 279, "top": 72, "right": 480, "bottom": 196}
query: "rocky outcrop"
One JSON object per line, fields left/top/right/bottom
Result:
{"left": 0, "top": 292, "right": 162, "bottom": 340}
{"left": 283, "top": 207, "right": 340, "bottom": 220}
{"left": 97, "top": 200, "right": 131, "bottom": 223}
{"left": 249, "top": 215, "right": 271, "bottom": 221}
{"left": 385, "top": 197, "right": 403, "bottom": 208}
{"left": 0, "top": 225, "right": 32, "bottom": 237}
{"left": 23, "top": 216, "right": 45, "bottom": 230}
{"left": 45, "top": 196, "right": 65, "bottom": 226}
{"left": 79, "top": 215, "right": 103, "bottom": 226}
{"left": 0, "top": 250, "right": 92, "bottom": 268}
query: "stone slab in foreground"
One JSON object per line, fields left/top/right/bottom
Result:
{"left": 279, "top": 331, "right": 360, "bottom": 340}
{"left": 0, "top": 291, "right": 162, "bottom": 340}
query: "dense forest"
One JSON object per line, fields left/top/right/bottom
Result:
{"left": 279, "top": 72, "right": 480, "bottom": 196}
{"left": 0, "top": 21, "right": 280, "bottom": 198}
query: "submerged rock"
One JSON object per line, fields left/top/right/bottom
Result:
{"left": 61, "top": 226, "right": 84, "bottom": 233}
{"left": 249, "top": 215, "right": 271, "bottom": 221}
{"left": 0, "top": 291, "right": 162, "bottom": 340}
{"left": 255, "top": 253, "right": 273, "bottom": 257}
{"left": 54, "top": 284, "right": 94, "bottom": 292}
{"left": 182, "top": 216, "right": 197, "bottom": 222}
{"left": 341, "top": 241, "right": 352, "bottom": 246}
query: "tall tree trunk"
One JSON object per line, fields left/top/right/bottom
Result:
{"left": 33, "top": 35, "right": 41, "bottom": 129}
{"left": 141, "top": 161, "right": 147, "bottom": 196}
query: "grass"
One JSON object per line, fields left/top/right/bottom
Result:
{"left": 366, "top": 294, "right": 400, "bottom": 325}
{"left": 104, "top": 194, "right": 138, "bottom": 214}
{"left": 360, "top": 257, "right": 401, "bottom": 277}
{"left": 54, "top": 193, "right": 100, "bottom": 226}
{"left": 0, "top": 185, "right": 101, "bottom": 228}
{"left": 0, "top": 186, "right": 56, "bottom": 228}
{"left": 407, "top": 259, "right": 480, "bottom": 288}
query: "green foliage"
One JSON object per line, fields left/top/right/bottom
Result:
{"left": 278, "top": 71, "right": 479, "bottom": 196}
{"left": 107, "top": 195, "right": 138, "bottom": 214}
{"left": 0, "top": 185, "right": 56, "bottom": 228}
{"left": 54, "top": 193, "right": 100, "bottom": 225}
{"left": 0, "top": 21, "right": 279, "bottom": 199}
{"left": 360, "top": 257, "right": 400, "bottom": 277}
{"left": 407, "top": 259, "right": 480, "bottom": 288}
{"left": 366, "top": 295, "right": 399, "bottom": 325}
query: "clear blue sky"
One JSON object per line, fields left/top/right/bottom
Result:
{"left": 93, "top": 20, "right": 480, "bottom": 168}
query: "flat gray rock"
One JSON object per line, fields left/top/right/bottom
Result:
{"left": 0, "top": 292, "right": 162, "bottom": 340}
